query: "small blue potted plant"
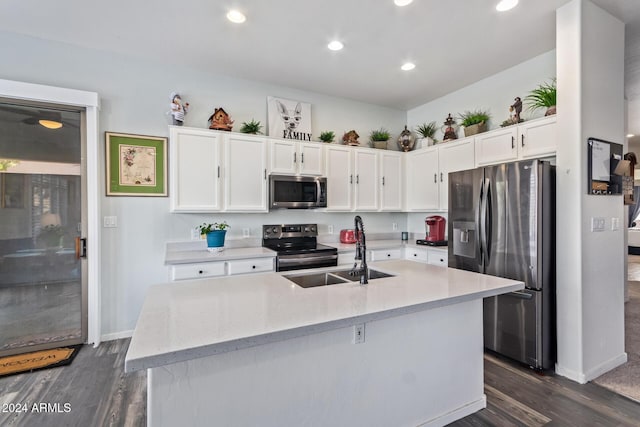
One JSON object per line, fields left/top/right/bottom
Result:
{"left": 197, "top": 221, "right": 229, "bottom": 252}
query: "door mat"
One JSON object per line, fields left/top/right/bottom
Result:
{"left": 0, "top": 345, "right": 82, "bottom": 378}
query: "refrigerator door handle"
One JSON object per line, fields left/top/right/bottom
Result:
{"left": 507, "top": 290, "right": 533, "bottom": 300}
{"left": 484, "top": 179, "right": 492, "bottom": 264}
{"left": 477, "top": 178, "right": 485, "bottom": 269}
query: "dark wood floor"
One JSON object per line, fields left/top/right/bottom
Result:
{"left": 1, "top": 339, "right": 639, "bottom": 426}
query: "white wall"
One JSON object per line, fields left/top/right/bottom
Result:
{"left": 0, "top": 31, "right": 407, "bottom": 337}
{"left": 407, "top": 50, "right": 556, "bottom": 141}
{"left": 555, "top": 0, "right": 626, "bottom": 383}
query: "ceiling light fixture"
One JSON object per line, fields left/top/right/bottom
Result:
{"left": 401, "top": 62, "right": 416, "bottom": 71}
{"left": 226, "top": 10, "right": 246, "bottom": 23}
{"left": 627, "top": 133, "right": 635, "bottom": 138}
{"left": 394, "top": 0, "right": 413, "bottom": 6}
{"left": 327, "top": 40, "right": 344, "bottom": 51}
{"left": 496, "top": 0, "right": 518, "bottom": 12}
{"left": 38, "top": 119, "right": 63, "bottom": 130}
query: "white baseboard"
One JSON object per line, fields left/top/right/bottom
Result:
{"left": 419, "top": 395, "right": 487, "bottom": 427}
{"left": 556, "top": 352, "right": 628, "bottom": 384}
{"left": 101, "top": 330, "right": 134, "bottom": 342}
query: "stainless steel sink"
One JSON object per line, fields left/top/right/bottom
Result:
{"left": 331, "top": 269, "right": 394, "bottom": 281}
{"left": 284, "top": 269, "right": 394, "bottom": 288}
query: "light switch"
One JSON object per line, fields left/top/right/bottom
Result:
{"left": 103, "top": 216, "right": 117, "bottom": 228}
{"left": 611, "top": 217, "right": 620, "bottom": 231}
{"left": 591, "top": 217, "right": 605, "bottom": 232}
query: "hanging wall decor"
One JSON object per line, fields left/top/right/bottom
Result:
{"left": 105, "top": 132, "right": 167, "bottom": 196}
{"left": 267, "top": 96, "right": 312, "bottom": 141}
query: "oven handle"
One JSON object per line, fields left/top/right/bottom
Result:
{"left": 277, "top": 254, "right": 338, "bottom": 266}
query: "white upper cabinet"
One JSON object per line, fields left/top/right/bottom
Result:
{"left": 438, "top": 137, "right": 475, "bottom": 210}
{"left": 269, "top": 139, "right": 324, "bottom": 176}
{"left": 224, "top": 133, "right": 268, "bottom": 212}
{"left": 353, "top": 149, "right": 379, "bottom": 211}
{"left": 405, "top": 147, "right": 439, "bottom": 211}
{"left": 325, "top": 145, "right": 353, "bottom": 211}
{"left": 170, "top": 127, "right": 222, "bottom": 212}
{"left": 518, "top": 116, "right": 557, "bottom": 159}
{"left": 379, "top": 151, "right": 403, "bottom": 211}
{"left": 475, "top": 116, "right": 557, "bottom": 166}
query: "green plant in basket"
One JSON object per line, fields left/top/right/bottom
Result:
{"left": 239, "top": 119, "right": 263, "bottom": 134}
{"left": 525, "top": 79, "right": 557, "bottom": 115}
{"left": 319, "top": 131, "right": 335, "bottom": 143}
{"left": 370, "top": 128, "right": 391, "bottom": 141}
{"left": 458, "top": 109, "right": 491, "bottom": 128}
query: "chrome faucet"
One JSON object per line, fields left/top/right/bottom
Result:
{"left": 350, "top": 215, "right": 368, "bottom": 285}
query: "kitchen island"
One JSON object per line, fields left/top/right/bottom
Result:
{"left": 125, "top": 260, "right": 523, "bottom": 427}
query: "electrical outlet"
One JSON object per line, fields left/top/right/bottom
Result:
{"left": 242, "top": 228, "right": 250, "bottom": 238}
{"left": 353, "top": 324, "right": 365, "bottom": 344}
{"left": 328, "top": 225, "right": 334, "bottom": 234}
{"left": 392, "top": 223, "right": 398, "bottom": 231}
{"left": 190, "top": 229, "right": 201, "bottom": 240}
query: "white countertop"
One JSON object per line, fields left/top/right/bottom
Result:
{"left": 334, "top": 239, "right": 447, "bottom": 253}
{"left": 125, "top": 260, "right": 522, "bottom": 372}
{"left": 165, "top": 246, "right": 276, "bottom": 264}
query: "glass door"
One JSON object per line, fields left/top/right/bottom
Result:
{"left": 0, "top": 101, "right": 85, "bottom": 357}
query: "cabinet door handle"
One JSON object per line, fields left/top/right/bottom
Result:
{"left": 217, "top": 166, "right": 220, "bottom": 178}
{"left": 294, "top": 152, "right": 297, "bottom": 163}
{"left": 264, "top": 169, "right": 267, "bottom": 180}
{"left": 301, "top": 153, "right": 304, "bottom": 163}
{"left": 434, "top": 173, "right": 437, "bottom": 183}
{"left": 198, "top": 270, "right": 204, "bottom": 274}
{"left": 382, "top": 176, "right": 385, "bottom": 186}
{"left": 356, "top": 175, "right": 360, "bottom": 184}
{"left": 350, "top": 174, "right": 353, "bottom": 184}
{"left": 511, "top": 136, "right": 515, "bottom": 149}
{"left": 440, "top": 172, "right": 443, "bottom": 182}
{"left": 521, "top": 134, "right": 525, "bottom": 147}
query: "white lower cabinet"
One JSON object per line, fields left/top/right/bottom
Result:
{"left": 369, "top": 248, "right": 402, "bottom": 261}
{"left": 171, "top": 261, "right": 226, "bottom": 281}
{"left": 227, "top": 258, "right": 274, "bottom": 275}
{"left": 170, "top": 257, "right": 274, "bottom": 281}
{"left": 403, "top": 246, "right": 448, "bottom": 267}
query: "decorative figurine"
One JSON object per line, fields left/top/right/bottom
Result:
{"left": 208, "top": 108, "right": 234, "bottom": 131}
{"left": 342, "top": 130, "right": 360, "bottom": 146}
{"left": 441, "top": 113, "right": 458, "bottom": 142}
{"left": 397, "top": 125, "right": 416, "bottom": 152}
{"left": 170, "top": 92, "right": 189, "bottom": 126}
{"left": 510, "top": 97, "right": 523, "bottom": 123}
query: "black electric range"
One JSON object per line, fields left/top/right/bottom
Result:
{"left": 262, "top": 224, "right": 338, "bottom": 271}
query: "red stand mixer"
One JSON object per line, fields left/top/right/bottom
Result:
{"left": 416, "top": 215, "right": 447, "bottom": 246}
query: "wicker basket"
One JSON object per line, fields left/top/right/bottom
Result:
{"left": 463, "top": 121, "right": 487, "bottom": 137}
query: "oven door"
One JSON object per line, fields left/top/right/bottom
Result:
{"left": 276, "top": 253, "right": 338, "bottom": 271}
{"left": 270, "top": 175, "right": 327, "bottom": 209}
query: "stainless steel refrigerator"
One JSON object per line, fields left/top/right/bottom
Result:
{"left": 448, "top": 159, "right": 555, "bottom": 370}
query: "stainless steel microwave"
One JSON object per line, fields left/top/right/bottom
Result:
{"left": 269, "top": 175, "right": 327, "bottom": 209}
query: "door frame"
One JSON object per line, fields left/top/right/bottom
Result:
{"left": 0, "top": 78, "right": 101, "bottom": 346}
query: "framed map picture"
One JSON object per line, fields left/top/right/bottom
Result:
{"left": 105, "top": 132, "right": 167, "bottom": 196}
{"left": 267, "top": 96, "right": 312, "bottom": 141}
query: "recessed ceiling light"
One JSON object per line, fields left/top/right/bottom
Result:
{"left": 496, "top": 0, "right": 518, "bottom": 12}
{"left": 627, "top": 133, "right": 635, "bottom": 138}
{"left": 327, "top": 40, "right": 344, "bottom": 51}
{"left": 394, "top": 0, "right": 413, "bottom": 6}
{"left": 226, "top": 10, "right": 246, "bottom": 23}
{"left": 401, "top": 62, "right": 415, "bottom": 71}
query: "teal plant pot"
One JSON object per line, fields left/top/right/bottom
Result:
{"left": 206, "top": 230, "right": 227, "bottom": 248}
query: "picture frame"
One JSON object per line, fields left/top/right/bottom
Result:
{"left": 0, "top": 173, "right": 25, "bottom": 208}
{"left": 105, "top": 132, "right": 167, "bottom": 196}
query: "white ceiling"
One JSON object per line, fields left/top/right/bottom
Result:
{"left": 0, "top": 0, "right": 639, "bottom": 132}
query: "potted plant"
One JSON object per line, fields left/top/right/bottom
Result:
{"left": 458, "top": 109, "right": 491, "bottom": 137}
{"left": 239, "top": 119, "right": 263, "bottom": 134}
{"left": 525, "top": 79, "right": 557, "bottom": 116}
{"left": 415, "top": 121, "right": 438, "bottom": 147}
{"left": 370, "top": 128, "right": 391, "bottom": 149}
{"left": 197, "top": 221, "right": 230, "bottom": 251}
{"left": 319, "top": 131, "right": 335, "bottom": 143}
